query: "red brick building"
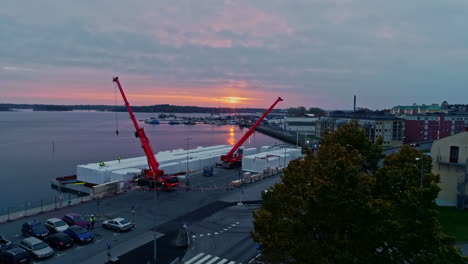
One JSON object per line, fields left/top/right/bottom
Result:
{"left": 404, "top": 113, "right": 468, "bottom": 143}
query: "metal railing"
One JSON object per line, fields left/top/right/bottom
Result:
{"left": 0, "top": 194, "right": 93, "bottom": 224}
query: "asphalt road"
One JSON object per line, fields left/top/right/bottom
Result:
{"left": 0, "top": 167, "right": 281, "bottom": 264}
{"left": 184, "top": 204, "right": 261, "bottom": 264}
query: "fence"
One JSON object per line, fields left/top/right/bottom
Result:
{"left": 0, "top": 194, "right": 93, "bottom": 224}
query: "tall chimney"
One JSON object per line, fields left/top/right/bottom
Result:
{"left": 353, "top": 95, "right": 356, "bottom": 112}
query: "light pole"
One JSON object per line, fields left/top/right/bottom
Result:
{"left": 153, "top": 185, "right": 158, "bottom": 264}
{"left": 415, "top": 157, "right": 424, "bottom": 188}
{"left": 184, "top": 137, "right": 192, "bottom": 191}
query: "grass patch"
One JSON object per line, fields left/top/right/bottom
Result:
{"left": 437, "top": 206, "right": 468, "bottom": 242}
{"left": 419, "top": 148, "right": 431, "bottom": 153}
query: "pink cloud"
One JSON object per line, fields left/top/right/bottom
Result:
{"left": 140, "top": 1, "right": 294, "bottom": 48}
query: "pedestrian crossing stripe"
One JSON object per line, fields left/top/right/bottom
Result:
{"left": 185, "top": 252, "right": 242, "bottom": 264}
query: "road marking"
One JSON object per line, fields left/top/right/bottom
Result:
{"left": 235, "top": 222, "right": 240, "bottom": 224}
{"left": 74, "top": 246, "right": 83, "bottom": 251}
{"left": 199, "top": 234, "right": 204, "bottom": 237}
{"left": 231, "top": 224, "right": 237, "bottom": 226}
{"left": 205, "top": 256, "right": 220, "bottom": 264}
{"left": 228, "top": 226, "right": 232, "bottom": 229}
{"left": 185, "top": 253, "right": 205, "bottom": 264}
{"left": 214, "top": 232, "right": 219, "bottom": 235}
{"left": 227, "top": 261, "right": 236, "bottom": 264}
{"left": 56, "top": 253, "right": 66, "bottom": 257}
{"left": 217, "top": 259, "right": 228, "bottom": 264}
{"left": 248, "top": 254, "right": 261, "bottom": 263}
{"left": 223, "top": 228, "right": 228, "bottom": 231}
{"left": 113, "top": 233, "right": 119, "bottom": 236}
{"left": 194, "top": 254, "right": 211, "bottom": 264}
{"left": 192, "top": 235, "right": 197, "bottom": 238}
{"left": 207, "top": 233, "right": 211, "bottom": 236}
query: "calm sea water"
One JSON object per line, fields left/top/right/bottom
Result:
{"left": 0, "top": 111, "right": 279, "bottom": 208}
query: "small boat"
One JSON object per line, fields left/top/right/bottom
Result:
{"left": 144, "top": 117, "right": 160, "bottom": 124}
{"left": 169, "top": 120, "right": 181, "bottom": 125}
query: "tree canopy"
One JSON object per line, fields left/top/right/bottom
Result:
{"left": 252, "top": 122, "right": 466, "bottom": 264}
{"left": 287, "top": 106, "right": 325, "bottom": 117}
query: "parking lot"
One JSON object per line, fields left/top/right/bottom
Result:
{"left": 0, "top": 167, "right": 279, "bottom": 263}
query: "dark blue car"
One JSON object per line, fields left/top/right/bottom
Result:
{"left": 64, "top": 225, "right": 94, "bottom": 244}
{"left": 21, "top": 220, "right": 49, "bottom": 239}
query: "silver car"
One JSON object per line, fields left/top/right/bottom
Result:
{"left": 19, "top": 237, "right": 54, "bottom": 259}
{"left": 102, "top": 218, "right": 135, "bottom": 232}
{"left": 45, "top": 218, "right": 69, "bottom": 233}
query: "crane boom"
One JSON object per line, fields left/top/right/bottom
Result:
{"left": 221, "top": 97, "right": 283, "bottom": 164}
{"left": 113, "top": 77, "right": 164, "bottom": 177}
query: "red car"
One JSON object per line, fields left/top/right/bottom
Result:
{"left": 63, "top": 213, "right": 90, "bottom": 229}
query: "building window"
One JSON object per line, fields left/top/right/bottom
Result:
{"left": 450, "top": 146, "right": 459, "bottom": 163}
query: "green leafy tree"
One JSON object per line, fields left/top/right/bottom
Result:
{"left": 287, "top": 107, "right": 307, "bottom": 117}
{"left": 308, "top": 107, "right": 325, "bottom": 116}
{"left": 252, "top": 123, "right": 466, "bottom": 264}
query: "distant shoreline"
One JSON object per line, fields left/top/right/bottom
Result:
{"left": 0, "top": 103, "right": 285, "bottom": 114}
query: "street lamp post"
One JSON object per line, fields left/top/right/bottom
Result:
{"left": 184, "top": 137, "right": 192, "bottom": 191}
{"left": 415, "top": 157, "right": 424, "bottom": 188}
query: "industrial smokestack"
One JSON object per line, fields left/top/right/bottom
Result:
{"left": 353, "top": 95, "right": 356, "bottom": 112}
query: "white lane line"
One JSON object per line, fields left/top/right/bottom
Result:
{"left": 199, "top": 234, "right": 204, "bottom": 237}
{"left": 205, "top": 256, "right": 220, "bottom": 264}
{"left": 228, "top": 226, "right": 232, "bottom": 229}
{"left": 235, "top": 222, "right": 240, "bottom": 224}
{"left": 217, "top": 259, "right": 228, "bottom": 264}
{"left": 194, "top": 254, "right": 212, "bottom": 264}
{"left": 113, "top": 233, "right": 119, "bottom": 236}
{"left": 207, "top": 233, "right": 211, "bottom": 236}
{"left": 185, "top": 253, "right": 205, "bottom": 264}
{"left": 214, "top": 232, "right": 219, "bottom": 235}
{"left": 192, "top": 235, "right": 197, "bottom": 238}
{"left": 223, "top": 228, "right": 228, "bottom": 231}
{"left": 227, "top": 261, "right": 236, "bottom": 264}
{"left": 231, "top": 224, "right": 236, "bottom": 226}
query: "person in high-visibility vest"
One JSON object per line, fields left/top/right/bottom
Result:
{"left": 118, "top": 156, "right": 122, "bottom": 163}
{"left": 89, "top": 214, "right": 95, "bottom": 229}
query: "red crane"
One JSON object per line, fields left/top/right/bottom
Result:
{"left": 221, "top": 97, "right": 283, "bottom": 168}
{"left": 113, "top": 77, "right": 179, "bottom": 189}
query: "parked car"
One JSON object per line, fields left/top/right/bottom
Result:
{"left": 63, "top": 213, "right": 90, "bottom": 229}
{"left": 0, "top": 247, "right": 31, "bottom": 264}
{"left": 21, "top": 220, "right": 49, "bottom": 239}
{"left": 102, "top": 218, "right": 135, "bottom": 232}
{"left": 64, "top": 226, "right": 94, "bottom": 244}
{"left": 45, "top": 218, "right": 69, "bottom": 233}
{"left": 19, "top": 237, "right": 54, "bottom": 260}
{"left": 45, "top": 233, "right": 74, "bottom": 250}
{"left": 0, "top": 234, "right": 12, "bottom": 251}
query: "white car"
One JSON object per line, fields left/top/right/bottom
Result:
{"left": 102, "top": 218, "right": 135, "bottom": 232}
{"left": 19, "top": 237, "right": 54, "bottom": 259}
{"left": 45, "top": 218, "right": 69, "bottom": 233}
